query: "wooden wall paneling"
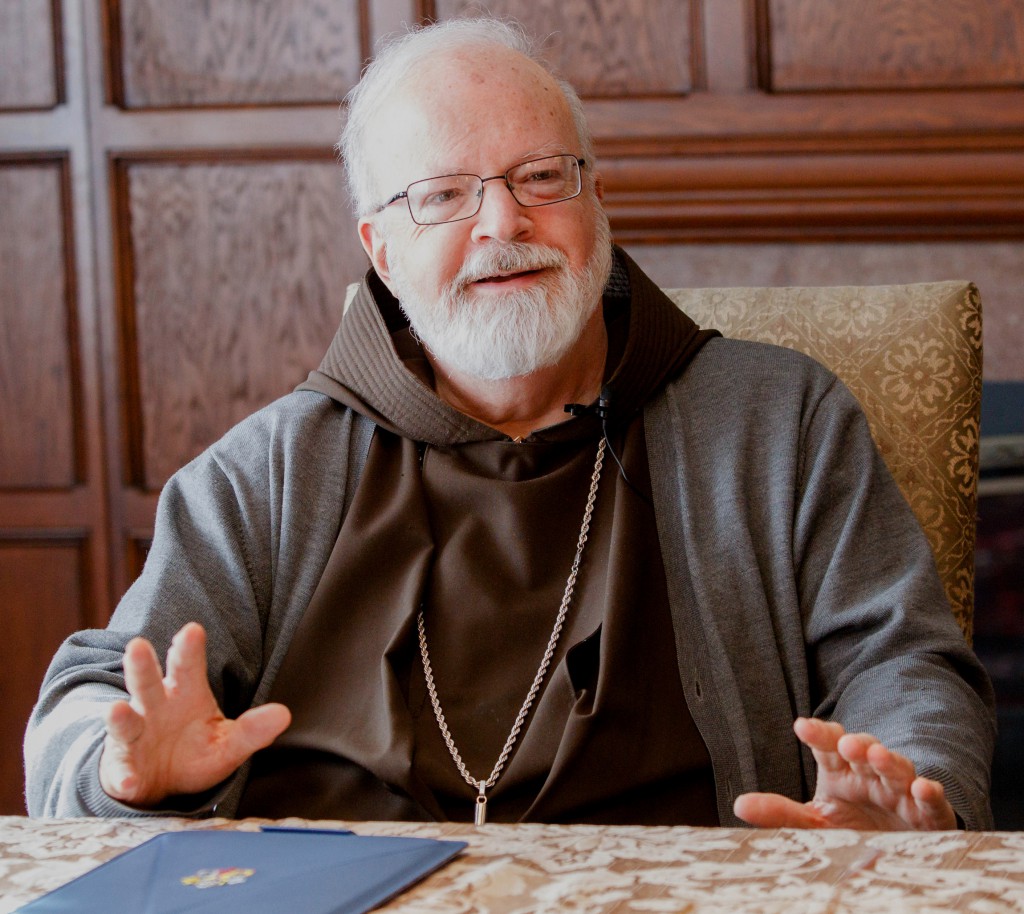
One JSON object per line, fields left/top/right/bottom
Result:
{"left": 585, "top": 91, "right": 1024, "bottom": 160}
{"left": 0, "top": 0, "right": 113, "bottom": 809}
{"left": 763, "top": 0, "right": 1024, "bottom": 92}
{"left": 110, "top": 0, "right": 366, "bottom": 108}
{"left": 0, "top": 534, "right": 90, "bottom": 814}
{"left": 81, "top": 0, "right": 363, "bottom": 599}
{"left": 367, "top": 0, "right": 420, "bottom": 50}
{"left": 114, "top": 154, "right": 366, "bottom": 491}
{"left": 125, "top": 531, "right": 150, "bottom": 584}
{"left": 0, "top": 156, "right": 82, "bottom": 489}
{"left": 600, "top": 149, "right": 1024, "bottom": 243}
{"left": 88, "top": 0, "right": 136, "bottom": 601}
{"left": 699, "top": 0, "right": 755, "bottom": 92}
{"left": 60, "top": 0, "right": 115, "bottom": 626}
{"left": 623, "top": 239, "right": 1024, "bottom": 382}
{"left": 433, "top": 0, "right": 694, "bottom": 96}
{"left": 0, "top": 0, "right": 62, "bottom": 110}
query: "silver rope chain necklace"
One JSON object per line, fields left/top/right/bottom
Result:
{"left": 416, "top": 436, "right": 606, "bottom": 825}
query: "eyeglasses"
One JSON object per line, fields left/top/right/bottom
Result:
{"left": 375, "top": 154, "right": 586, "bottom": 226}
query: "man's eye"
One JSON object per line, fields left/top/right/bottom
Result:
{"left": 523, "top": 169, "right": 559, "bottom": 183}
{"left": 423, "top": 187, "right": 465, "bottom": 206}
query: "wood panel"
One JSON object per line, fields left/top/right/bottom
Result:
{"left": 125, "top": 533, "right": 150, "bottom": 584}
{"left": 0, "top": 536, "right": 88, "bottom": 815}
{"left": 434, "top": 0, "right": 693, "bottom": 96}
{"left": 0, "top": 0, "right": 61, "bottom": 109}
{"left": 623, "top": 239, "right": 1024, "bottom": 381}
{"left": 117, "top": 156, "right": 366, "bottom": 490}
{"left": 764, "top": 0, "right": 1024, "bottom": 91}
{"left": 111, "top": 0, "right": 365, "bottom": 108}
{"left": 0, "top": 159, "right": 81, "bottom": 489}
{"left": 599, "top": 149, "right": 1024, "bottom": 242}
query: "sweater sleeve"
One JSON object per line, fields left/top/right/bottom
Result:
{"left": 24, "top": 460, "right": 266, "bottom": 817}
{"left": 24, "top": 392, "right": 358, "bottom": 818}
{"left": 793, "top": 376, "right": 996, "bottom": 829}
{"left": 648, "top": 337, "right": 995, "bottom": 830}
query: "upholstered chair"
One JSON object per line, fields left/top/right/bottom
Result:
{"left": 668, "top": 281, "right": 982, "bottom": 641}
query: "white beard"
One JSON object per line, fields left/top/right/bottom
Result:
{"left": 385, "top": 212, "right": 613, "bottom": 381}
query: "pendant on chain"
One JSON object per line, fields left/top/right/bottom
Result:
{"left": 474, "top": 785, "right": 488, "bottom": 826}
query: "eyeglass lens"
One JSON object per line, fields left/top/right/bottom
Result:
{"left": 406, "top": 155, "right": 581, "bottom": 225}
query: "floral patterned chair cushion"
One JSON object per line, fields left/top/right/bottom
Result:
{"left": 666, "top": 281, "right": 981, "bottom": 641}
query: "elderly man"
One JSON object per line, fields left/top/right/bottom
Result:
{"left": 27, "top": 18, "right": 993, "bottom": 830}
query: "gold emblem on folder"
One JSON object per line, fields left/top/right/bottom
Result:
{"left": 181, "top": 867, "right": 255, "bottom": 889}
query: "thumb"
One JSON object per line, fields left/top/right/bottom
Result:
{"left": 734, "top": 792, "right": 829, "bottom": 828}
{"left": 232, "top": 702, "right": 291, "bottom": 757}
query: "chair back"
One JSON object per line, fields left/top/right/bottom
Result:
{"left": 665, "top": 281, "right": 982, "bottom": 641}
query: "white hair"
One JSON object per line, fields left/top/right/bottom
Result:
{"left": 338, "top": 17, "right": 596, "bottom": 216}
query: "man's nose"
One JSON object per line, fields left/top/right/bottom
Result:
{"left": 470, "top": 178, "right": 533, "bottom": 243}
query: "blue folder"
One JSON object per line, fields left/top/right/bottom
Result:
{"left": 16, "top": 826, "right": 467, "bottom": 913}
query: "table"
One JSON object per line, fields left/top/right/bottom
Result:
{"left": 2, "top": 815, "right": 1024, "bottom": 913}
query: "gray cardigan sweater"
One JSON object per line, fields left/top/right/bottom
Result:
{"left": 25, "top": 338, "right": 995, "bottom": 828}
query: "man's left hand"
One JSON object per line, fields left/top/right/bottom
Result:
{"left": 733, "top": 717, "right": 957, "bottom": 830}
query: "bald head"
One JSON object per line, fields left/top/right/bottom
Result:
{"left": 362, "top": 47, "right": 585, "bottom": 209}
{"left": 339, "top": 19, "right": 595, "bottom": 216}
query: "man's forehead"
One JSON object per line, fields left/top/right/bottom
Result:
{"left": 369, "top": 58, "right": 577, "bottom": 182}
{"left": 412, "top": 44, "right": 550, "bottom": 89}
{"left": 389, "top": 47, "right": 566, "bottom": 123}
{"left": 417, "top": 141, "right": 573, "bottom": 176}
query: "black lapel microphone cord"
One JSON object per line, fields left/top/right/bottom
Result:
{"left": 565, "top": 389, "right": 653, "bottom": 508}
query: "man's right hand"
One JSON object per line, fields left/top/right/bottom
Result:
{"left": 99, "top": 621, "right": 291, "bottom": 808}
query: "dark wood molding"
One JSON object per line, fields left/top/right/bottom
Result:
{"left": 752, "top": 0, "right": 773, "bottom": 91}
{"left": 586, "top": 91, "right": 1024, "bottom": 154}
{"left": 108, "top": 155, "right": 143, "bottom": 489}
{"left": 417, "top": 0, "right": 437, "bottom": 24}
{"left": 357, "top": 0, "right": 372, "bottom": 68}
{"left": 125, "top": 531, "right": 152, "bottom": 585}
{"left": 59, "top": 150, "right": 86, "bottom": 486}
{"left": 0, "top": 489, "right": 96, "bottom": 528}
{"left": 51, "top": 0, "right": 66, "bottom": 107}
{"left": 122, "top": 488, "right": 158, "bottom": 531}
{"left": 601, "top": 148, "right": 1024, "bottom": 242}
{"left": 696, "top": 0, "right": 758, "bottom": 93}
{"left": 101, "top": 0, "right": 125, "bottom": 108}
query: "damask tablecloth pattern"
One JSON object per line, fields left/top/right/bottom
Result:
{"left": 3, "top": 817, "right": 1024, "bottom": 913}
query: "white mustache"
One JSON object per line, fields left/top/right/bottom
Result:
{"left": 454, "top": 243, "right": 569, "bottom": 288}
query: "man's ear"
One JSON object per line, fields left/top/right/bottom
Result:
{"left": 358, "top": 216, "right": 398, "bottom": 295}
{"left": 592, "top": 170, "right": 605, "bottom": 202}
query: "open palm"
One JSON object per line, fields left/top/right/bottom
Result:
{"left": 99, "top": 622, "right": 291, "bottom": 808}
{"left": 734, "top": 717, "right": 956, "bottom": 831}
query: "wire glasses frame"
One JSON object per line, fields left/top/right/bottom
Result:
{"left": 375, "top": 154, "right": 586, "bottom": 226}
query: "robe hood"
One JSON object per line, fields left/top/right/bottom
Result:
{"left": 297, "top": 245, "right": 718, "bottom": 445}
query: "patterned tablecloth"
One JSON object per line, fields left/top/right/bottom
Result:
{"left": 2, "top": 815, "right": 1024, "bottom": 913}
